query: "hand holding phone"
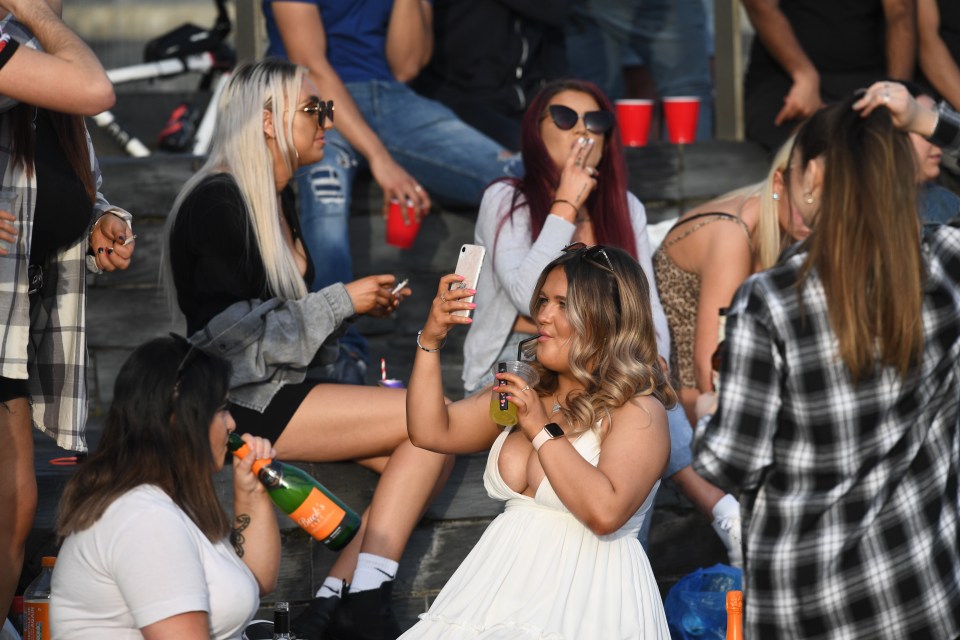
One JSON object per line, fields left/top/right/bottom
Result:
{"left": 450, "top": 244, "right": 485, "bottom": 318}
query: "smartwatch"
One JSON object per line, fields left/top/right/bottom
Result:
{"left": 531, "top": 422, "right": 564, "bottom": 451}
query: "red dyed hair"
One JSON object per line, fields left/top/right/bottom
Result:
{"left": 495, "top": 79, "right": 637, "bottom": 259}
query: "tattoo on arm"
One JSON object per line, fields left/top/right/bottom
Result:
{"left": 575, "top": 183, "right": 588, "bottom": 204}
{"left": 231, "top": 514, "right": 251, "bottom": 557}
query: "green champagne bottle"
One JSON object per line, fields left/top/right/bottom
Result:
{"left": 228, "top": 433, "right": 360, "bottom": 551}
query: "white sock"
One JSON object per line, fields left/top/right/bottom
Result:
{"left": 711, "top": 493, "right": 740, "bottom": 522}
{"left": 314, "top": 576, "right": 345, "bottom": 599}
{"left": 349, "top": 553, "right": 398, "bottom": 593}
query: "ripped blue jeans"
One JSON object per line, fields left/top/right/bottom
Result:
{"left": 296, "top": 80, "right": 522, "bottom": 291}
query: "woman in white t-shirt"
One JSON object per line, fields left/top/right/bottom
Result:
{"left": 51, "top": 336, "right": 279, "bottom": 639}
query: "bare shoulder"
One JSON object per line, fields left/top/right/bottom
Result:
{"left": 612, "top": 395, "right": 669, "bottom": 435}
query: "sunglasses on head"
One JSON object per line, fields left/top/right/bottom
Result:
{"left": 562, "top": 241, "right": 615, "bottom": 272}
{"left": 544, "top": 104, "right": 615, "bottom": 135}
{"left": 298, "top": 95, "right": 334, "bottom": 128}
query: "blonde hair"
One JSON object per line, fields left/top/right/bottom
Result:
{"left": 165, "top": 59, "right": 308, "bottom": 304}
{"left": 529, "top": 247, "right": 676, "bottom": 437}
{"left": 702, "top": 136, "right": 795, "bottom": 270}
{"left": 755, "top": 136, "right": 796, "bottom": 269}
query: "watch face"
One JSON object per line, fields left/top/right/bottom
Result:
{"left": 544, "top": 422, "right": 564, "bottom": 438}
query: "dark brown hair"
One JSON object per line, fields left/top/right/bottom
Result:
{"left": 9, "top": 104, "right": 96, "bottom": 202}
{"left": 791, "top": 97, "right": 923, "bottom": 381}
{"left": 57, "top": 337, "right": 233, "bottom": 541}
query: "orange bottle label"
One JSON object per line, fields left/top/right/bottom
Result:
{"left": 24, "top": 601, "right": 49, "bottom": 640}
{"left": 288, "top": 487, "right": 346, "bottom": 541}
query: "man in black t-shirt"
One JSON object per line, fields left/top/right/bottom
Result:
{"left": 742, "top": 0, "right": 915, "bottom": 151}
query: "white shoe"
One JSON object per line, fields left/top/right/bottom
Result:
{"left": 1, "top": 618, "right": 22, "bottom": 640}
{"left": 711, "top": 494, "right": 743, "bottom": 568}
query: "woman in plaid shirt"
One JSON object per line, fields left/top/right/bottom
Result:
{"left": 693, "top": 95, "right": 960, "bottom": 638}
{"left": 0, "top": 0, "right": 135, "bottom": 629}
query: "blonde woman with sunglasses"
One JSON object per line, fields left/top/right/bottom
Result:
{"left": 461, "top": 78, "right": 744, "bottom": 566}
{"left": 165, "top": 59, "right": 452, "bottom": 640}
{"left": 403, "top": 246, "right": 673, "bottom": 638}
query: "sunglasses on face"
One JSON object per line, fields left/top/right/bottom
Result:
{"left": 544, "top": 104, "right": 615, "bottom": 135}
{"left": 298, "top": 96, "right": 334, "bottom": 128}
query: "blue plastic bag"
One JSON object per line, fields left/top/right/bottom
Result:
{"left": 664, "top": 563, "right": 742, "bottom": 639}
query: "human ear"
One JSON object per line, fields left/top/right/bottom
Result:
{"left": 263, "top": 109, "right": 275, "bottom": 140}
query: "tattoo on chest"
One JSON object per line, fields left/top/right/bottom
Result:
{"left": 231, "top": 514, "right": 251, "bottom": 557}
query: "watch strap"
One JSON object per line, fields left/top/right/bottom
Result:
{"left": 532, "top": 423, "right": 563, "bottom": 451}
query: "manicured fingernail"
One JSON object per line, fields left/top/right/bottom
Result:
{"left": 97, "top": 247, "right": 104, "bottom": 254}
{"left": 469, "top": 303, "right": 477, "bottom": 309}
{"left": 118, "top": 235, "right": 125, "bottom": 244}
{"left": 107, "top": 248, "right": 114, "bottom": 255}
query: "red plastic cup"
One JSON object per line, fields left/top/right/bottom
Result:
{"left": 615, "top": 99, "right": 654, "bottom": 147}
{"left": 386, "top": 199, "right": 421, "bottom": 249}
{"left": 662, "top": 97, "right": 700, "bottom": 144}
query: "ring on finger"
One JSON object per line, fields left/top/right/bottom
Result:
{"left": 414, "top": 185, "right": 423, "bottom": 193}
{"left": 440, "top": 293, "right": 447, "bottom": 303}
{"left": 882, "top": 92, "right": 891, "bottom": 104}
{"left": 522, "top": 385, "right": 530, "bottom": 392}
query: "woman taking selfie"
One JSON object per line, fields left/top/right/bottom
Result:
{"left": 165, "top": 59, "right": 451, "bottom": 639}
{"left": 402, "top": 245, "right": 672, "bottom": 638}
{"left": 460, "top": 77, "right": 743, "bottom": 564}
{"left": 52, "top": 336, "right": 278, "bottom": 638}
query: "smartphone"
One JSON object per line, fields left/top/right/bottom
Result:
{"left": 450, "top": 244, "right": 485, "bottom": 318}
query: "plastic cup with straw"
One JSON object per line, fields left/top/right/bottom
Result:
{"left": 378, "top": 357, "right": 404, "bottom": 388}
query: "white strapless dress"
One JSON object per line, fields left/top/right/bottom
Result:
{"left": 400, "top": 426, "right": 670, "bottom": 639}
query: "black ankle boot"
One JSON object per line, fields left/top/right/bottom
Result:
{"left": 291, "top": 594, "right": 341, "bottom": 640}
{"left": 323, "top": 581, "right": 401, "bottom": 640}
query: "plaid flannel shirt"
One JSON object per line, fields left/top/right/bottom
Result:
{"left": 0, "top": 15, "right": 132, "bottom": 452}
{"left": 693, "top": 225, "right": 960, "bottom": 639}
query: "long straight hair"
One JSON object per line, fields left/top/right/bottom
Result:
{"left": 793, "top": 98, "right": 924, "bottom": 381}
{"left": 8, "top": 105, "right": 96, "bottom": 203}
{"left": 496, "top": 79, "right": 637, "bottom": 259}
{"left": 165, "top": 59, "right": 308, "bottom": 303}
{"left": 57, "top": 336, "right": 233, "bottom": 541}
{"left": 530, "top": 247, "right": 675, "bottom": 437}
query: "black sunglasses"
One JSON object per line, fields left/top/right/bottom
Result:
{"left": 298, "top": 95, "right": 334, "bottom": 128}
{"left": 544, "top": 105, "right": 615, "bottom": 135}
{"left": 562, "top": 241, "right": 615, "bottom": 272}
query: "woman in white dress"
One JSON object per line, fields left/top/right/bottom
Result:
{"left": 403, "top": 245, "right": 673, "bottom": 639}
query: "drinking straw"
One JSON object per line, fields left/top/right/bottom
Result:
{"left": 517, "top": 335, "right": 539, "bottom": 360}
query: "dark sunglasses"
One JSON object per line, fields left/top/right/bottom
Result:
{"left": 298, "top": 95, "right": 334, "bottom": 128}
{"left": 544, "top": 105, "right": 615, "bottom": 135}
{"left": 562, "top": 241, "right": 615, "bottom": 272}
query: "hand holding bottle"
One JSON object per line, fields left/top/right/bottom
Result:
{"left": 232, "top": 433, "right": 276, "bottom": 497}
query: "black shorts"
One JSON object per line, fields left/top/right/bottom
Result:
{"left": 228, "top": 381, "right": 314, "bottom": 443}
{"left": 0, "top": 376, "right": 31, "bottom": 404}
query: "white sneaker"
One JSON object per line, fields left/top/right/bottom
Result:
{"left": 1, "top": 618, "right": 21, "bottom": 640}
{"left": 711, "top": 494, "right": 743, "bottom": 568}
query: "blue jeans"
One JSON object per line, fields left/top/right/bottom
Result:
{"left": 566, "top": 0, "right": 714, "bottom": 140}
{"left": 296, "top": 80, "right": 522, "bottom": 292}
{"left": 638, "top": 403, "right": 694, "bottom": 548}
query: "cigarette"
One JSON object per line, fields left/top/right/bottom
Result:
{"left": 122, "top": 234, "right": 138, "bottom": 246}
{"left": 390, "top": 278, "right": 409, "bottom": 296}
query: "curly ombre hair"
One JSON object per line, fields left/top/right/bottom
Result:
{"left": 527, "top": 246, "right": 676, "bottom": 436}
